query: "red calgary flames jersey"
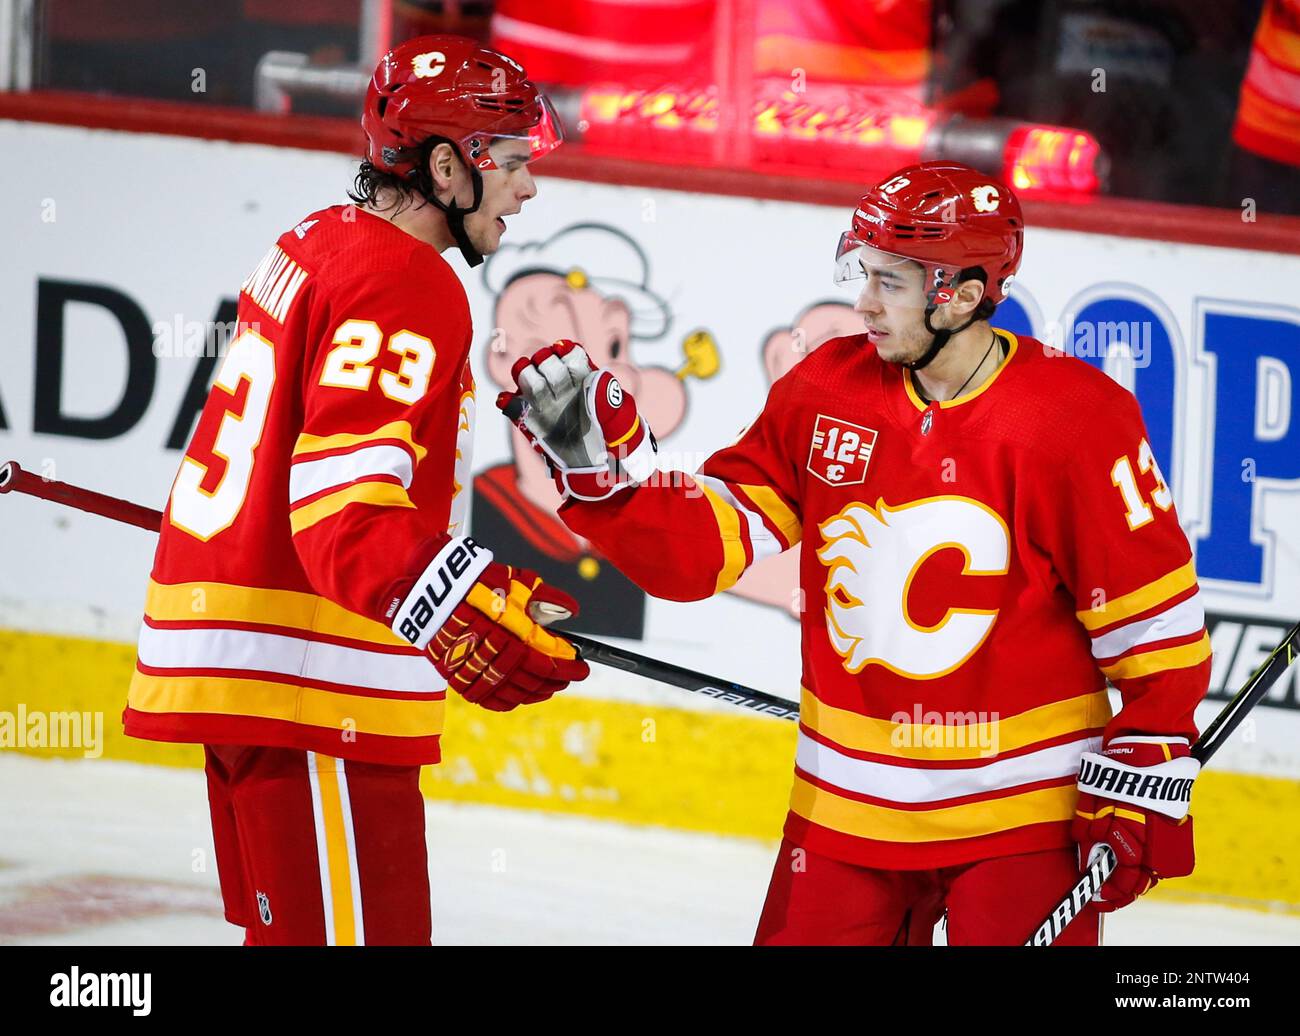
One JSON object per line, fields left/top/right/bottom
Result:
{"left": 563, "top": 331, "right": 1211, "bottom": 869}
{"left": 125, "top": 206, "right": 476, "bottom": 765}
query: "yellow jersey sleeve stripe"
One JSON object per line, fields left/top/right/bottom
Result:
{"left": 737, "top": 483, "right": 802, "bottom": 546}
{"left": 801, "top": 685, "right": 1111, "bottom": 761}
{"left": 144, "top": 579, "right": 403, "bottom": 646}
{"left": 293, "top": 420, "right": 428, "bottom": 462}
{"left": 290, "top": 480, "right": 414, "bottom": 535}
{"left": 789, "top": 775, "right": 1078, "bottom": 843}
{"left": 1076, "top": 560, "right": 1199, "bottom": 632}
{"left": 128, "top": 671, "right": 445, "bottom": 737}
{"left": 696, "top": 482, "right": 749, "bottom": 595}
{"left": 1100, "top": 632, "right": 1212, "bottom": 682}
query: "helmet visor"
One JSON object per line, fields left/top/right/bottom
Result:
{"left": 468, "top": 95, "right": 565, "bottom": 172}
{"left": 832, "top": 234, "right": 946, "bottom": 326}
{"left": 833, "top": 233, "right": 923, "bottom": 286}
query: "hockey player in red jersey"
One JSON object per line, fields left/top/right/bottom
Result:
{"left": 124, "top": 36, "right": 588, "bottom": 945}
{"left": 500, "top": 163, "right": 1211, "bottom": 945}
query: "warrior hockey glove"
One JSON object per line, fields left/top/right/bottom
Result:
{"left": 1071, "top": 735, "right": 1199, "bottom": 911}
{"left": 385, "top": 535, "right": 589, "bottom": 712}
{"left": 496, "top": 339, "right": 657, "bottom": 501}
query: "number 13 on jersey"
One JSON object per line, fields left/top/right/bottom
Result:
{"left": 1111, "top": 437, "right": 1173, "bottom": 531}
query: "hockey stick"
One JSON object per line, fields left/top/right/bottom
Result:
{"left": 1026, "top": 616, "right": 1300, "bottom": 946}
{"left": 562, "top": 632, "right": 798, "bottom": 719}
{"left": 0, "top": 459, "right": 796, "bottom": 718}
{"left": 0, "top": 461, "right": 164, "bottom": 532}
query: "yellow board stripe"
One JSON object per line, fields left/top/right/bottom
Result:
{"left": 314, "top": 755, "right": 358, "bottom": 946}
{"left": 289, "top": 480, "right": 414, "bottom": 535}
{"left": 1101, "top": 632, "right": 1212, "bottom": 681}
{"left": 128, "top": 671, "right": 445, "bottom": 737}
{"left": 801, "top": 685, "right": 1111, "bottom": 760}
{"left": 3, "top": 626, "right": 1298, "bottom": 910}
{"left": 1076, "top": 561, "right": 1199, "bottom": 631}
{"left": 145, "top": 579, "right": 404, "bottom": 646}
{"left": 736, "top": 483, "right": 803, "bottom": 546}
{"left": 696, "top": 482, "right": 749, "bottom": 594}
{"left": 293, "top": 420, "right": 428, "bottom": 462}
{"left": 790, "top": 774, "right": 1079, "bottom": 843}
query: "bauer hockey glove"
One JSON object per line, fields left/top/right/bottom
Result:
{"left": 496, "top": 339, "right": 657, "bottom": 501}
{"left": 1071, "top": 735, "right": 1199, "bottom": 911}
{"left": 385, "top": 535, "right": 589, "bottom": 712}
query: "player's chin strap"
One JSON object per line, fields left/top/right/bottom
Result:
{"left": 409, "top": 137, "right": 487, "bottom": 268}
{"left": 905, "top": 268, "right": 981, "bottom": 372}
{"left": 906, "top": 307, "right": 980, "bottom": 371}
{"left": 425, "top": 173, "right": 485, "bottom": 268}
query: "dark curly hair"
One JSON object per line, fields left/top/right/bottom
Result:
{"left": 347, "top": 137, "right": 449, "bottom": 215}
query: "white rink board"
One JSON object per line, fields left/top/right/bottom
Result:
{"left": 2, "top": 120, "right": 1298, "bottom": 772}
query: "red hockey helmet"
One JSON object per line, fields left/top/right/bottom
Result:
{"left": 362, "top": 34, "right": 563, "bottom": 178}
{"left": 835, "top": 162, "right": 1024, "bottom": 306}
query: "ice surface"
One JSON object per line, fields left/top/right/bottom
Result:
{"left": 1, "top": 755, "right": 1294, "bottom": 946}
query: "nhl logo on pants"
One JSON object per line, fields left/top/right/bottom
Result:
{"left": 257, "top": 890, "right": 273, "bottom": 926}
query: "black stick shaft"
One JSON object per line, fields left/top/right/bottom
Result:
{"left": 1191, "top": 618, "right": 1300, "bottom": 765}
{"left": 1, "top": 459, "right": 787, "bottom": 718}
{"left": 564, "top": 632, "right": 799, "bottom": 720}
{"left": 1027, "top": 617, "right": 1300, "bottom": 946}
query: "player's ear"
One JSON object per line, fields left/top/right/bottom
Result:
{"left": 426, "top": 142, "right": 462, "bottom": 194}
{"left": 951, "top": 276, "right": 987, "bottom": 317}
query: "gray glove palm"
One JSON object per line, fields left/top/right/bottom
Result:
{"left": 499, "top": 340, "right": 658, "bottom": 501}
{"left": 515, "top": 343, "right": 607, "bottom": 470}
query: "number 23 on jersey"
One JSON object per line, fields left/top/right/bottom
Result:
{"left": 168, "top": 320, "right": 436, "bottom": 541}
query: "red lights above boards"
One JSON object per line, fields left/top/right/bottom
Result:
{"left": 1004, "top": 125, "right": 1104, "bottom": 195}
{"left": 565, "top": 82, "right": 1104, "bottom": 196}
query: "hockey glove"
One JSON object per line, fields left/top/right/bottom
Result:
{"left": 496, "top": 339, "right": 657, "bottom": 501}
{"left": 1071, "top": 735, "right": 1199, "bottom": 911}
{"left": 386, "top": 535, "right": 589, "bottom": 711}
